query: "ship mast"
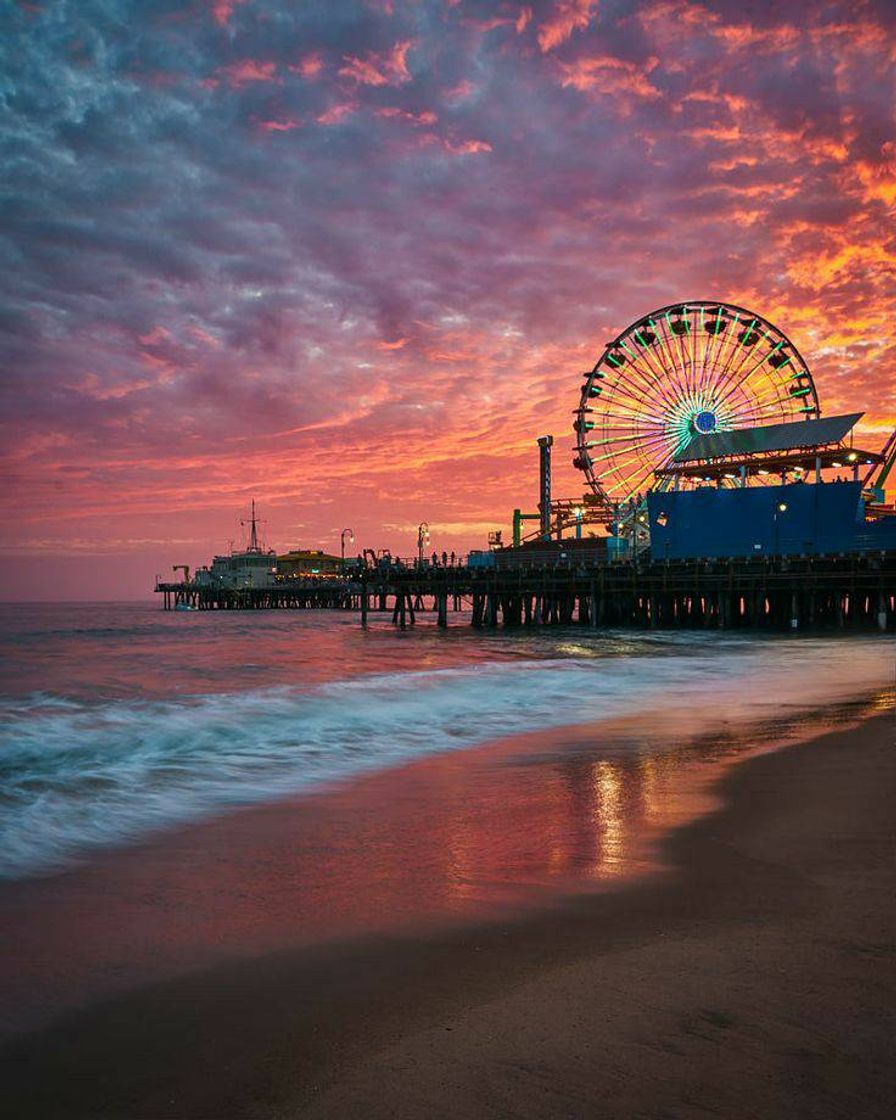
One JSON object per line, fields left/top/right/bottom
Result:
{"left": 241, "top": 500, "right": 261, "bottom": 553}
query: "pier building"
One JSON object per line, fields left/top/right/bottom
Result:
{"left": 646, "top": 411, "right": 896, "bottom": 560}
{"left": 647, "top": 480, "right": 896, "bottom": 562}
{"left": 276, "top": 549, "right": 343, "bottom": 578}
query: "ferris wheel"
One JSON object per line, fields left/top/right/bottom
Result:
{"left": 573, "top": 301, "right": 821, "bottom": 504}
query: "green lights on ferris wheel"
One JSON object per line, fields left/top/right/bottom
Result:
{"left": 573, "top": 300, "right": 819, "bottom": 504}
{"left": 737, "top": 319, "right": 759, "bottom": 345}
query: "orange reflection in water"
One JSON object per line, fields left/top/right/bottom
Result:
{"left": 592, "top": 760, "right": 624, "bottom": 875}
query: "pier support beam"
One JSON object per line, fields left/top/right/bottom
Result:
{"left": 157, "top": 555, "right": 896, "bottom": 636}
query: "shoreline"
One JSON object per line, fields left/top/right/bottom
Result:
{"left": 1, "top": 689, "right": 886, "bottom": 1040}
{"left": 2, "top": 703, "right": 894, "bottom": 1117}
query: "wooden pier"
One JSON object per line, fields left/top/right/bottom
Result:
{"left": 157, "top": 552, "right": 896, "bottom": 632}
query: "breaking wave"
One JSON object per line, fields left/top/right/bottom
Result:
{"left": 0, "top": 637, "right": 890, "bottom": 879}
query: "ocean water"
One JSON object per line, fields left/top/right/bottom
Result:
{"left": 0, "top": 601, "right": 892, "bottom": 881}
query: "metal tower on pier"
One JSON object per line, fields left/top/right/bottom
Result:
{"left": 241, "top": 499, "right": 262, "bottom": 553}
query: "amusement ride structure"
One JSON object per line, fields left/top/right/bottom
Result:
{"left": 513, "top": 299, "right": 893, "bottom": 555}
{"left": 574, "top": 300, "right": 819, "bottom": 500}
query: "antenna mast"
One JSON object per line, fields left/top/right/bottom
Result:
{"left": 241, "top": 500, "right": 260, "bottom": 552}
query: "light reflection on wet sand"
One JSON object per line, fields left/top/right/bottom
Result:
{"left": 1, "top": 688, "right": 891, "bottom": 1038}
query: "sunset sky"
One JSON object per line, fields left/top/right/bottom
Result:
{"left": 2, "top": 0, "right": 895, "bottom": 599}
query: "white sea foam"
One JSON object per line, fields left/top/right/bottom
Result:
{"left": 0, "top": 636, "right": 890, "bottom": 879}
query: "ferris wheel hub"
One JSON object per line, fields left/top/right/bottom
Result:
{"left": 693, "top": 410, "right": 717, "bottom": 434}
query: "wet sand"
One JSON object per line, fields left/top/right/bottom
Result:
{"left": 0, "top": 703, "right": 803, "bottom": 1040}
{"left": 2, "top": 706, "right": 895, "bottom": 1118}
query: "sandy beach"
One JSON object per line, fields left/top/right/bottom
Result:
{"left": 1, "top": 700, "right": 893, "bottom": 1118}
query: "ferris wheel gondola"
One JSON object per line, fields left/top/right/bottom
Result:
{"left": 573, "top": 301, "right": 821, "bottom": 504}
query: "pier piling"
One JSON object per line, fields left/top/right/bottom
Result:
{"left": 156, "top": 552, "right": 896, "bottom": 634}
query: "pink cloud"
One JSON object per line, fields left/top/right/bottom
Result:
{"left": 338, "top": 40, "right": 414, "bottom": 87}
{"left": 137, "top": 326, "right": 172, "bottom": 347}
{"left": 558, "top": 55, "right": 660, "bottom": 110}
{"left": 215, "top": 59, "right": 277, "bottom": 88}
{"left": 712, "top": 21, "right": 802, "bottom": 52}
{"left": 443, "top": 138, "right": 492, "bottom": 155}
{"left": 258, "top": 118, "right": 301, "bottom": 133}
{"left": 461, "top": 16, "right": 515, "bottom": 34}
{"left": 444, "top": 80, "right": 474, "bottom": 103}
{"left": 537, "top": 0, "right": 597, "bottom": 53}
{"left": 376, "top": 107, "right": 438, "bottom": 126}
{"left": 291, "top": 52, "right": 324, "bottom": 79}
{"left": 138, "top": 350, "right": 176, "bottom": 373}
{"left": 209, "top": 0, "right": 245, "bottom": 27}
{"left": 316, "top": 102, "right": 356, "bottom": 125}
{"left": 67, "top": 372, "right": 154, "bottom": 402}
{"left": 188, "top": 326, "right": 222, "bottom": 348}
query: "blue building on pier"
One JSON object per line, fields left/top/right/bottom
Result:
{"left": 647, "top": 413, "right": 896, "bottom": 560}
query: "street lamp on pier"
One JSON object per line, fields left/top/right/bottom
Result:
{"left": 341, "top": 528, "right": 354, "bottom": 564}
{"left": 417, "top": 522, "right": 430, "bottom": 566}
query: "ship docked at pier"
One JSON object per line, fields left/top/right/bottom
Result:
{"left": 194, "top": 500, "right": 277, "bottom": 591}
